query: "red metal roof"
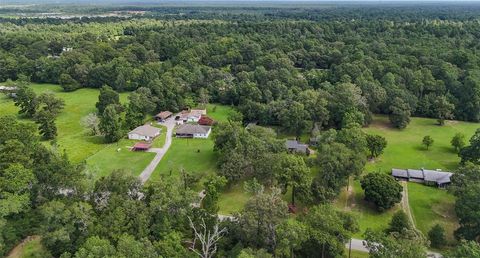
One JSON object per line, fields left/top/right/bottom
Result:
{"left": 133, "top": 142, "right": 151, "bottom": 150}
{"left": 198, "top": 115, "right": 214, "bottom": 126}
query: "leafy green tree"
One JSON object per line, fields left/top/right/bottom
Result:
{"left": 459, "top": 129, "right": 480, "bottom": 164}
{"left": 297, "top": 204, "right": 358, "bottom": 257}
{"left": 0, "top": 164, "right": 35, "bottom": 217}
{"left": 387, "top": 210, "right": 411, "bottom": 234}
{"left": 238, "top": 248, "right": 272, "bottom": 258}
{"left": 99, "top": 104, "right": 122, "bottom": 143}
{"left": 277, "top": 101, "right": 309, "bottom": 136}
{"left": 422, "top": 135, "right": 434, "bottom": 150}
{"left": 96, "top": 85, "right": 120, "bottom": 114}
{"left": 116, "top": 234, "right": 158, "bottom": 258}
{"left": 445, "top": 241, "right": 480, "bottom": 258}
{"left": 274, "top": 154, "right": 312, "bottom": 205}
{"left": 428, "top": 224, "right": 447, "bottom": 249}
{"left": 361, "top": 173, "right": 402, "bottom": 211}
{"left": 14, "top": 85, "right": 38, "bottom": 117}
{"left": 124, "top": 87, "right": 158, "bottom": 130}
{"left": 34, "top": 110, "right": 57, "bottom": 139}
{"left": 366, "top": 134, "right": 387, "bottom": 159}
{"left": 74, "top": 236, "right": 116, "bottom": 258}
{"left": 33, "top": 93, "right": 65, "bottom": 140}
{"left": 154, "top": 231, "right": 190, "bottom": 257}
{"left": 275, "top": 219, "right": 308, "bottom": 257}
{"left": 202, "top": 176, "right": 227, "bottom": 214}
{"left": 454, "top": 184, "right": 480, "bottom": 241}
{"left": 40, "top": 201, "right": 95, "bottom": 257}
{"left": 451, "top": 133, "right": 466, "bottom": 153}
{"left": 313, "top": 142, "right": 366, "bottom": 202}
{"left": 364, "top": 229, "right": 428, "bottom": 258}
{"left": 239, "top": 188, "right": 287, "bottom": 252}
{"left": 433, "top": 96, "right": 455, "bottom": 125}
{"left": 389, "top": 97, "right": 411, "bottom": 129}
{"left": 59, "top": 73, "right": 81, "bottom": 92}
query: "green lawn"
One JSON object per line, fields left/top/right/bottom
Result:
{"left": 342, "top": 115, "right": 477, "bottom": 240}
{"left": 346, "top": 180, "right": 400, "bottom": 238}
{"left": 364, "top": 115, "right": 479, "bottom": 172}
{"left": 218, "top": 183, "right": 252, "bottom": 214}
{"left": 0, "top": 84, "right": 129, "bottom": 163}
{"left": 206, "top": 103, "right": 235, "bottom": 122}
{"left": 408, "top": 182, "right": 458, "bottom": 244}
{"left": 85, "top": 139, "right": 156, "bottom": 179}
{"left": 149, "top": 137, "right": 218, "bottom": 186}
{"left": 0, "top": 84, "right": 163, "bottom": 179}
{"left": 151, "top": 124, "right": 167, "bottom": 148}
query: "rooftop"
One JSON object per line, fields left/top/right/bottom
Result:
{"left": 286, "top": 140, "right": 309, "bottom": 153}
{"left": 128, "top": 125, "right": 161, "bottom": 137}
{"left": 176, "top": 124, "right": 211, "bottom": 135}
{"left": 391, "top": 168, "right": 453, "bottom": 185}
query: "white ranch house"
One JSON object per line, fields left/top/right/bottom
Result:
{"left": 128, "top": 125, "right": 161, "bottom": 141}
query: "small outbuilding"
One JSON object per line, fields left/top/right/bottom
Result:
{"left": 286, "top": 140, "right": 310, "bottom": 155}
{"left": 177, "top": 109, "right": 207, "bottom": 123}
{"left": 155, "top": 111, "right": 173, "bottom": 122}
{"left": 128, "top": 125, "right": 161, "bottom": 141}
{"left": 132, "top": 142, "right": 151, "bottom": 151}
{"left": 176, "top": 124, "right": 211, "bottom": 138}
{"left": 198, "top": 115, "right": 215, "bottom": 126}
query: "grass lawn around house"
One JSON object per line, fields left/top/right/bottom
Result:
{"left": 151, "top": 124, "right": 167, "bottom": 148}
{"left": 339, "top": 115, "right": 478, "bottom": 240}
{"left": 149, "top": 137, "right": 217, "bottom": 188}
{"left": 206, "top": 103, "right": 235, "bottom": 122}
{"left": 407, "top": 182, "right": 458, "bottom": 245}
{"left": 85, "top": 139, "right": 156, "bottom": 179}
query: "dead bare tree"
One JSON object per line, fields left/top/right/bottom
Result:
{"left": 188, "top": 217, "right": 226, "bottom": 258}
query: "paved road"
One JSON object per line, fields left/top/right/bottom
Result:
{"left": 346, "top": 238, "right": 443, "bottom": 257}
{"left": 138, "top": 118, "right": 175, "bottom": 183}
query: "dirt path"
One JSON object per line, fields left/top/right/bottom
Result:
{"left": 400, "top": 181, "right": 416, "bottom": 228}
{"left": 7, "top": 235, "right": 40, "bottom": 258}
{"left": 138, "top": 117, "right": 175, "bottom": 183}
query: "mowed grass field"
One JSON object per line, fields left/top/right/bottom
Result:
{"left": 408, "top": 182, "right": 458, "bottom": 244}
{"left": 0, "top": 84, "right": 157, "bottom": 177}
{"left": 343, "top": 115, "right": 479, "bottom": 241}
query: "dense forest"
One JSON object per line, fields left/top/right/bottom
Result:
{"left": 2, "top": 3, "right": 480, "bottom": 131}
{"left": 3, "top": 3, "right": 480, "bottom": 258}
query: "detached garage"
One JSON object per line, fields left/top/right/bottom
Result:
{"left": 128, "top": 125, "right": 161, "bottom": 141}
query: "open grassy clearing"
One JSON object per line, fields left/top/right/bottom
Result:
{"left": 407, "top": 182, "right": 458, "bottom": 245}
{"left": 149, "top": 137, "right": 218, "bottom": 188}
{"left": 0, "top": 84, "right": 161, "bottom": 179}
{"left": 364, "top": 115, "right": 479, "bottom": 172}
{"left": 338, "top": 115, "right": 478, "bottom": 240}
{"left": 0, "top": 84, "right": 129, "bottom": 163}
{"left": 342, "top": 180, "right": 401, "bottom": 238}
{"left": 206, "top": 103, "right": 235, "bottom": 122}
